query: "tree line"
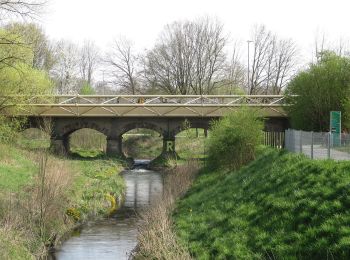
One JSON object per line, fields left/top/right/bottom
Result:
{"left": 0, "top": 3, "right": 302, "bottom": 96}
{"left": 2, "top": 0, "right": 350, "bottom": 133}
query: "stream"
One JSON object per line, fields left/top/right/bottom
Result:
{"left": 51, "top": 160, "right": 163, "bottom": 260}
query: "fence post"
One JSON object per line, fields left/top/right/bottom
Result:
{"left": 327, "top": 132, "right": 331, "bottom": 159}
{"left": 311, "top": 131, "right": 314, "bottom": 159}
{"left": 284, "top": 130, "right": 287, "bottom": 150}
{"left": 299, "top": 130, "right": 303, "bottom": 154}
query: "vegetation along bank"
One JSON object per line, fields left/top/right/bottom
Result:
{"left": 0, "top": 134, "right": 126, "bottom": 259}
{"left": 174, "top": 148, "right": 350, "bottom": 259}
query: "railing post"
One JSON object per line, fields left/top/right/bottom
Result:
{"left": 311, "top": 131, "right": 314, "bottom": 159}
{"left": 292, "top": 129, "right": 296, "bottom": 152}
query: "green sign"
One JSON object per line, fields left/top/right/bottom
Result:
{"left": 330, "top": 111, "right": 341, "bottom": 146}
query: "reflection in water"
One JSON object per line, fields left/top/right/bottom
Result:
{"left": 53, "top": 164, "right": 163, "bottom": 260}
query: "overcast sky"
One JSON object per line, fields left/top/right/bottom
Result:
{"left": 42, "top": 0, "right": 350, "bottom": 68}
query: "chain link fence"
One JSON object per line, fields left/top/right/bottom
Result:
{"left": 285, "top": 129, "right": 350, "bottom": 160}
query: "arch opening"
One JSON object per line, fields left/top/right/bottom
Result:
{"left": 122, "top": 128, "right": 162, "bottom": 160}
{"left": 19, "top": 128, "right": 50, "bottom": 150}
{"left": 68, "top": 128, "right": 107, "bottom": 158}
{"left": 175, "top": 127, "right": 209, "bottom": 160}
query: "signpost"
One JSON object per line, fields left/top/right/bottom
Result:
{"left": 330, "top": 111, "right": 341, "bottom": 146}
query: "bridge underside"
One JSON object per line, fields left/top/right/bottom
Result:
{"left": 26, "top": 116, "right": 289, "bottom": 158}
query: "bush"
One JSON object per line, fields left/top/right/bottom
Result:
{"left": 285, "top": 51, "right": 350, "bottom": 131}
{"left": 206, "top": 108, "right": 263, "bottom": 170}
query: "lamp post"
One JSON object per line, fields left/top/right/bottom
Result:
{"left": 247, "top": 40, "right": 253, "bottom": 93}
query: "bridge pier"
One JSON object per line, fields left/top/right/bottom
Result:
{"left": 161, "top": 136, "right": 177, "bottom": 159}
{"left": 50, "top": 137, "right": 69, "bottom": 155}
{"left": 106, "top": 136, "right": 123, "bottom": 157}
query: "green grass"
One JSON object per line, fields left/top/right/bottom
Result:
{"left": 0, "top": 228, "right": 33, "bottom": 260}
{"left": 176, "top": 133, "right": 206, "bottom": 160}
{"left": 0, "top": 143, "right": 38, "bottom": 191}
{"left": 174, "top": 148, "right": 350, "bottom": 259}
{"left": 67, "top": 155, "right": 126, "bottom": 219}
{"left": 70, "top": 148, "right": 105, "bottom": 158}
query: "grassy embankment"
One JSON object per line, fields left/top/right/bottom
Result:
{"left": 174, "top": 148, "right": 350, "bottom": 259}
{"left": 0, "top": 132, "right": 125, "bottom": 259}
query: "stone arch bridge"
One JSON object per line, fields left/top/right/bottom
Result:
{"left": 1, "top": 95, "right": 290, "bottom": 157}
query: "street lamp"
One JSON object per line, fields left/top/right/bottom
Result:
{"left": 247, "top": 40, "right": 253, "bottom": 93}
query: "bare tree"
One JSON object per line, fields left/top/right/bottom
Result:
{"left": 143, "top": 17, "right": 227, "bottom": 95}
{"left": 0, "top": 0, "right": 45, "bottom": 20}
{"left": 105, "top": 37, "right": 139, "bottom": 94}
{"left": 249, "top": 25, "right": 274, "bottom": 94}
{"left": 79, "top": 40, "right": 100, "bottom": 86}
{"left": 50, "top": 40, "right": 80, "bottom": 94}
{"left": 272, "top": 39, "right": 297, "bottom": 94}
{"left": 249, "top": 25, "right": 297, "bottom": 94}
{"left": 222, "top": 41, "right": 246, "bottom": 94}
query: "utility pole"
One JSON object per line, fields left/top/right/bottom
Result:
{"left": 247, "top": 40, "right": 253, "bottom": 94}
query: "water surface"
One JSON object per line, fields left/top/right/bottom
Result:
{"left": 52, "top": 163, "right": 163, "bottom": 260}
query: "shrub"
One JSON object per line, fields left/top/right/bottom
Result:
{"left": 206, "top": 108, "right": 263, "bottom": 170}
{"left": 285, "top": 51, "right": 350, "bottom": 131}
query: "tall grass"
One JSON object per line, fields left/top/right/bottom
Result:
{"left": 0, "top": 122, "right": 126, "bottom": 258}
{"left": 135, "top": 161, "right": 200, "bottom": 259}
{"left": 0, "top": 152, "right": 74, "bottom": 258}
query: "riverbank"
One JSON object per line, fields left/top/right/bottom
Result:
{"left": 134, "top": 160, "right": 200, "bottom": 259}
{"left": 0, "top": 142, "right": 126, "bottom": 259}
{"left": 173, "top": 147, "right": 350, "bottom": 259}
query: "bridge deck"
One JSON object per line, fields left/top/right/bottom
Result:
{"left": 0, "top": 95, "right": 289, "bottom": 117}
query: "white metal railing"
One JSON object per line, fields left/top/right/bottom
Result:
{"left": 285, "top": 129, "right": 350, "bottom": 160}
{"left": 0, "top": 95, "right": 290, "bottom": 117}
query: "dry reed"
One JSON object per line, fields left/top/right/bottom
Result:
{"left": 135, "top": 160, "right": 200, "bottom": 260}
{"left": 0, "top": 151, "right": 74, "bottom": 258}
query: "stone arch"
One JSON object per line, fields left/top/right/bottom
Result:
{"left": 118, "top": 121, "right": 164, "bottom": 137}
{"left": 119, "top": 121, "right": 164, "bottom": 160}
{"left": 173, "top": 120, "right": 211, "bottom": 136}
{"left": 59, "top": 121, "right": 110, "bottom": 139}
{"left": 54, "top": 121, "right": 109, "bottom": 155}
{"left": 20, "top": 117, "right": 46, "bottom": 132}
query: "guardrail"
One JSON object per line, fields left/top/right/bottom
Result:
{"left": 0, "top": 95, "right": 290, "bottom": 117}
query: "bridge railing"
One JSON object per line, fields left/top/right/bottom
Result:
{"left": 0, "top": 95, "right": 292, "bottom": 117}
{"left": 264, "top": 131, "right": 285, "bottom": 149}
